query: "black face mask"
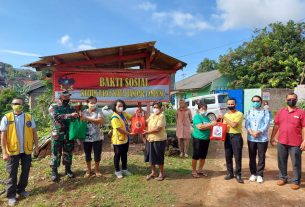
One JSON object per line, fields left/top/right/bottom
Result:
{"left": 287, "top": 99, "right": 297, "bottom": 107}
{"left": 228, "top": 106, "right": 236, "bottom": 111}
{"left": 62, "top": 99, "right": 70, "bottom": 106}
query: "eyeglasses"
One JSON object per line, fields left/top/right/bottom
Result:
{"left": 252, "top": 101, "right": 260, "bottom": 103}
{"left": 12, "top": 103, "right": 22, "bottom": 105}
{"left": 287, "top": 99, "right": 297, "bottom": 101}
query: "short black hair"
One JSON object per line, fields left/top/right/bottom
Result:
{"left": 197, "top": 100, "right": 207, "bottom": 110}
{"left": 153, "top": 102, "right": 162, "bottom": 109}
{"left": 86, "top": 96, "right": 97, "bottom": 103}
{"left": 112, "top": 99, "right": 127, "bottom": 112}
{"left": 251, "top": 95, "right": 262, "bottom": 102}
{"left": 286, "top": 92, "right": 298, "bottom": 99}
{"left": 12, "top": 97, "right": 24, "bottom": 104}
{"left": 227, "top": 97, "right": 236, "bottom": 103}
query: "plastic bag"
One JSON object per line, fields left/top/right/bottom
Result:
{"left": 131, "top": 115, "right": 146, "bottom": 134}
{"left": 69, "top": 119, "right": 87, "bottom": 140}
{"left": 209, "top": 121, "right": 227, "bottom": 141}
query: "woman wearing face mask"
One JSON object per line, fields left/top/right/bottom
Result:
{"left": 176, "top": 99, "right": 192, "bottom": 158}
{"left": 143, "top": 102, "right": 167, "bottom": 181}
{"left": 111, "top": 99, "right": 133, "bottom": 179}
{"left": 245, "top": 95, "right": 271, "bottom": 183}
{"left": 81, "top": 96, "right": 104, "bottom": 178}
{"left": 191, "top": 101, "right": 216, "bottom": 178}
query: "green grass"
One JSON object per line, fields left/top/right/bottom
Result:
{"left": 0, "top": 152, "right": 192, "bottom": 207}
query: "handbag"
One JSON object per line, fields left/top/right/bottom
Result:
{"left": 209, "top": 120, "right": 227, "bottom": 141}
{"left": 69, "top": 118, "right": 87, "bottom": 140}
{"left": 130, "top": 113, "right": 146, "bottom": 134}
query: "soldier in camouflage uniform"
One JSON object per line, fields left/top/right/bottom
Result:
{"left": 49, "top": 90, "right": 79, "bottom": 182}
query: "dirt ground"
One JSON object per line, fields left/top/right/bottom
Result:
{"left": 169, "top": 131, "right": 305, "bottom": 207}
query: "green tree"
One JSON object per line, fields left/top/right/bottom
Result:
{"left": 0, "top": 88, "right": 18, "bottom": 117}
{"left": 197, "top": 58, "right": 217, "bottom": 73}
{"left": 217, "top": 20, "right": 305, "bottom": 88}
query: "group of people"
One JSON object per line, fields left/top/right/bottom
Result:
{"left": 0, "top": 90, "right": 167, "bottom": 206}
{"left": 0, "top": 90, "right": 304, "bottom": 206}
{"left": 176, "top": 92, "right": 305, "bottom": 190}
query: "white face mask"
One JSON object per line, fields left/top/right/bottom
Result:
{"left": 117, "top": 106, "right": 124, "bottom": 113}
{"left": 153, "top": 108, "right": 160, "bottom": 114}
{"left": 88, "top": 103, "right": 96, "bottom": 109}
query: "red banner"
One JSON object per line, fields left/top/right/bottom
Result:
{"left": 53, "top": 71, "right": 171, "bottom": 102}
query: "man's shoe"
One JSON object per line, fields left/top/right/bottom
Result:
{"left": 17, "top": 191, "right": 30, "bottom": 198}
{"left": 51, "top": 168, "right": 60, "bottom": 182}
{"left": 65, "top": 166, "right": 75, "bottom": 178}
{"left": 224, "top": 174, "right": 234, "bottom": 180}
{"left": 291, "top": 184, "right": 300, "bottom": 190}
{"left": 8, "top": 198, "right": 16, "bottom": 206}
{"left": 236, "top": 175, "right": 244, "bottom": 184}
{"left": 276, "top": 179, "right": 287, "bottom": 186}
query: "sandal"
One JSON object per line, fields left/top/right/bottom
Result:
{"left": 84, "top": 172, "right": 91, "bottom": 178}
{"left": 197, "top": 171, "right": 208, "bottom": 177}
{"left": 95, "top": 172, "right": 102, "bottom": 177}
{"left": 192, "top": 172, "right": 200, "bottom": 178}
{"left": 146, "top": 174, "right": 156, "bottom": 181}
{"left": 155, "top": 176, "right": 165, "bottom": 181}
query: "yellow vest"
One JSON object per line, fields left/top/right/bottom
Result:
{"left": 5, "top": 112, "right": 34, "bottom": 155}
{"left": 111, "top": 112, "right": 129, "bottom": 145}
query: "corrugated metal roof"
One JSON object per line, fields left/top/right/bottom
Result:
{"left": 175, "top": 70, "right": 222, "bottom": 90}
{"left": 24, "top": 41, "right": 187, "bottom": 72}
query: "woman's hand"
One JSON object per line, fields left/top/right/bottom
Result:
{"left": 142, "top": 130, "right": 149, "bottom": 135}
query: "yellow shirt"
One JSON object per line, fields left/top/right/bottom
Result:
{"left": 147, "top": 113, "right": 167, "bottom": 142}
{"left": 224, "top": 111, "right": 244, "bottom": 134}
{"left": 111, "top": 112, "right": 132, "bottom": 145}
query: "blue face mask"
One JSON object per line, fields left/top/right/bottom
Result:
{"left": 201, "top": 111, "right": 207, "bottom": 116}
{"left": 251, "top": 101, "right": 261, "bottom": 109}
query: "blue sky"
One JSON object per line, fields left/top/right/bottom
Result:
{"left": 1, "top": 0, "right": 305, "bottom": 81}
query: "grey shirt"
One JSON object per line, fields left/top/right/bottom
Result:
{"left": 82, "top": 108, "right": 104, "bottom": 142}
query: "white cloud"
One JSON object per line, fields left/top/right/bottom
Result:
{"left": 60, "top": 34, "right": 70, "bottom": 45}
{"left": 59, "top": 35, "right": 95, "bottom": 51}
{"left": 152, "top": 11, "right": 212, "bottom": 33}
{"left": 137, "top": 1, "right": 156, "bottom": 11}
{"left": 77, "top": 44, "right": 96, "bottom": 50}
{"left": 0, "top": 49, "right": 41, "bottom": 57}
{"left": 214, "top": 0, "right": 305, "bottom": 30}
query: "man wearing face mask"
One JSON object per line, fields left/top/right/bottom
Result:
{"left": 49, "top": 90, "right": 79, "bottom": 182}
{"left": 270, "top": 92, "right": 305, "bottom": 190}
{"left": 0, "top": 97, "right": 39, "bottom": 206}
{"left": 219, "top": 97, "right": 244, "bottom": 184}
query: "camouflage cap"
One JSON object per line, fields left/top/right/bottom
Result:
{"left": 60, "top": 90, "right": 71, "bottom": 96}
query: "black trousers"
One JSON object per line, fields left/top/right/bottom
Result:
{"left": 113, "top": 143, "right": 129, "bottom": 172}
{"left": 247, "top": 141, "right": 268, "bottom": 177}
{"left": 6, "top": 153, "right": 32, "bottom": 198}
{"left": 224, "top": 133, "right": 243, "bottom": 176}
{"left": 277, "top": 143, "right": 302, "bottom": 184}
{"left": 83, "top": 140, "right": 103, "bottom": 162}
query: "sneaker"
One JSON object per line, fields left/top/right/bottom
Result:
{"left": 249, "top": 174, "right": 257, "bottom": 182}
{"left": 179, "top": 153, "right": 183, "bottom": 157}
{"left": 184, "top": 154, "right": 189, "bottom": 158}
{"left": 115, "top": 171, "right": 123, "bottom": 179}
{"left": 256, "top": 176, "right": 264, "bottom": 183}
{"left": 122, "top": 169, "right": 132, "bottom": 176}
{"left": 84, "top": 172, "right": 91, "bottom": 178}
{"left": 8, "top": 198, "right": 16, "bottom": 206}
{"left": 18, "top": 191, "right": 30, "bottom": 198}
